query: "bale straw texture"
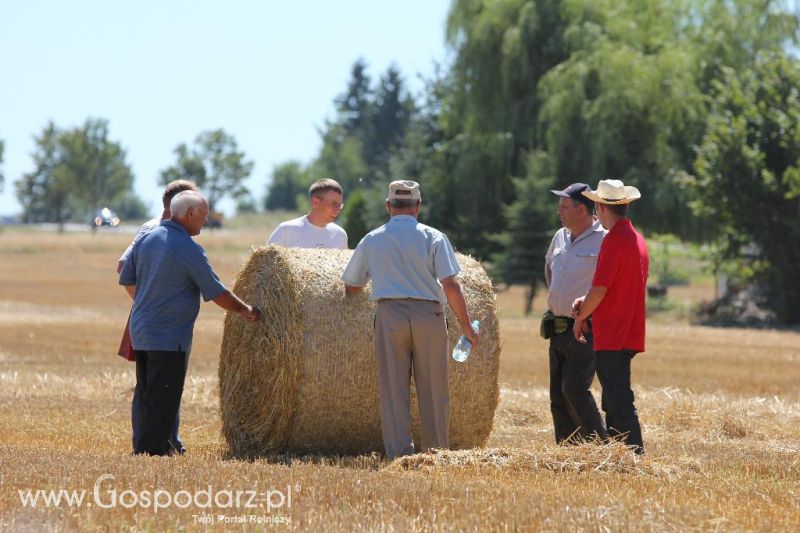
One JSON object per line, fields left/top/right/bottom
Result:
{"left": 219, "top": 246, "right": 500, "bottom": 457}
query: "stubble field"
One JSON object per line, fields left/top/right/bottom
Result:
{"left": 1, "top": 223, "right": 798, "bottom": 531}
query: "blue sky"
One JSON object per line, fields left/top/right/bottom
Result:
{"left": 0, "top": 0, "right": 452, "bottom": 216}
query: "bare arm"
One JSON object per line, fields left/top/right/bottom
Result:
{"left": 345, "top": 285, "right": 362, "bottom": 295}
{"left": 572, "top": 285, "right": 608, "bottom": 343}
{"left": 212, "top": 290, "right": 261, "bottom": 322}
{"left": 441, "top": 276, "right": 479, "bottom": 347}
{"left": 124, "top": 285, "right": 136, "bottom": 299}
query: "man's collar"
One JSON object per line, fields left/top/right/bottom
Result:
{"left": 568, "top": 219, "right": 603, "bottom": 242}
{"left": 389, "top": 214, "right": 418, "bottom": 223}
{"left": 608, "top": 217, "right": 632, "bottom": 232}
{"left": 162, "top": 219, "right": 189, "bottom": 235}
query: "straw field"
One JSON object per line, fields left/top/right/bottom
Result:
{"left": 1, "top": 223, "right": 798, "bottom": 531}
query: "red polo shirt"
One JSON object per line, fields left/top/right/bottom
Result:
{"left": 591, "top": 218, "right": 649, "bottom": 352}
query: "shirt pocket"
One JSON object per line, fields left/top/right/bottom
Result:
{"left": 550, "top": 248, "right": 565, "bottom": 270}
{"left": 575, "top": 251, "right": 599, "bottom": 269}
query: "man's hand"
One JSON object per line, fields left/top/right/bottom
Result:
{"left": 464, "top": 322, "right": 480, "bottom": 348}
{"left": 241, "top": 305, "right": 261, "bottom": 322}
{"left": 573, "top": 318, "right": 588, "bottom": 344}
{"left": 571, "top": 296, "right": 586, "bottom": 318}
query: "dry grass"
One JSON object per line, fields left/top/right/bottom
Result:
{"left": 1, "top": 226, "right": 799, "bottom": 531}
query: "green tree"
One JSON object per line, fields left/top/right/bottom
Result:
{"left": 15, "top": 120, "right": 139, "bottom": 231}
{"left": 59, "top": 118, "right": 135, "bottom": 230}
{"left": 340, "top": 188, "right": 370, "bottom": 248}
{"left": 428, "top": 0, "right": 573, "bottom": 257}
{"left": 309, "top": 124, "right": 368, "bottom": 192}
{"left": 335, "top": 59, "right": 374, "bottom": 140}
{"left": 15, "top": 123, "right": 73, "bottom": 230}
{"left": 160, "top": 129, "right": 254, "bottom": 213}
{"left": 690, "top": 0, "right": 800, "bottom": 92}
{"left": 320, "top": 61, "right": 415, "bottom": 189}
{"left": 691, "top": 52, "right": 800, "bottom": 324}
{"left": 264, "top": 161, "right": 307, "bottom": 211}
{"left": 491, "top": 151, "right": 558, "bottom": 314}
{"left": 236, "top": 192, "right": 258, "bottom": 214}
{"left": 366, "top": 65, "right": 415, "bottom": 177}
{"left": 111, "top": 191, "right": 150, "bottom": 220}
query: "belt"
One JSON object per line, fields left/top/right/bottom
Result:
{"left": 553, "top": 315, "right": 591, "bottom": 333}
{"left": 378, "top": 297, "right": 441, "bottom": 304}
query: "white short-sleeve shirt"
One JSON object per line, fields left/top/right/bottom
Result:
{"left": 267, "top": 215, "right": 348, "bottom": 249}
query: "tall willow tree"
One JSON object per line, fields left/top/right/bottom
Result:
{"left": 428, "top": 0, "right": 572, "bottom": 258}
{"left": 537, "top": 0, "right": 708, "bottom": 236}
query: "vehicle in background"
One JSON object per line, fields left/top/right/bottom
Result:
{"left": 92, "top": 207, "right": 121, "bottom": 228}
{"left": 204, "top": 211, "right": 223, "bottom": 229}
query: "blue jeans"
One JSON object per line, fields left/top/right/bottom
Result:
{"left": 131, "top": 350, "right": 189, "bottom": 454}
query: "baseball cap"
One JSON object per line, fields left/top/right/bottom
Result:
{"left": 550, "top": 182, "right": 594, "bottom": 210}
{"left": 387, "top": 180, "right": 421, "bottom": 201}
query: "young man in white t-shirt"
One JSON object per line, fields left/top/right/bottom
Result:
{"left": 267, "top": 178, "right": 348, "bottom": 249}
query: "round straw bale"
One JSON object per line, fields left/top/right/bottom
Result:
{"left": 219, "top": 245, "right": 500, "bottom": 457}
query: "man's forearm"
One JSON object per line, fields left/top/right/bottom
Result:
{"left": 213, "top": 289, "right": 251, "bottom": 315}
{"left": 124, "top": 285, "right": 136, "bottom": 299}
{"left": 441, "top": 278, "right": 471, "bottom": 329}
{"left": 575, "top": 285, "right": 607, "bottom": 320}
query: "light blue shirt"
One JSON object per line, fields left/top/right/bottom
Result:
{"left": 342, "top": 215, "right": 461, "bottom": 303}
{"left": 545, "top": 219, "right": 606, "bottom": 316}
{"left": 119, "top": 220, "right": 227, "bottom": 351}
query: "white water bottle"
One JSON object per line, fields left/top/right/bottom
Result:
{"left": 452, "top": 320, "right": 480, "bottom": 362}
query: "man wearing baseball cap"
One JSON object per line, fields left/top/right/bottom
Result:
{"left": 543, "top": 183, "right": 608, "bottom": 444}
{"left": 572, "top": 179, "right": 649, "bottom": 454}
{"left": 342, "top": 180, "right": 479, "bottom": 459}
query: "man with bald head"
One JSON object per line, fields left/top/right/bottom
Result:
{"left": 119, "top": 190, "right": 261, "bottom": 456}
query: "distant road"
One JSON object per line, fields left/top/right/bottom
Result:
{"left": 23, "top": 223, "right": 141, "bottom": 234}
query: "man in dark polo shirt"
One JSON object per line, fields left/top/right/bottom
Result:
{"left": 120, "top": 190, "right": 261, "bottom": 456}
{"left": 571, "top": 179, "right": 649, "bottom": 454}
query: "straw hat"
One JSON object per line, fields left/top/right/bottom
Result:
{"left": 581, "top": 179, "right": 641, "bottom": 205}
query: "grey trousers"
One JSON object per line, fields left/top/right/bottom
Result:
{"left": 374, "top": 299, "right": 449, "bottom": 459}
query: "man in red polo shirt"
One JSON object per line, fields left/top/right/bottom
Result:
{"left": 571, "top": 179, "right": 649, "bottom": 454}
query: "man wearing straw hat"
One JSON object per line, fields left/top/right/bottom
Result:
{"left": 120, "top": 190, "right": 261, "bottom": 456}
{"left": 544, "top": 183, "right": 608, "bottom": 445}
{"left": 572, "top": 179, "right": 649, "bottom": 454}
{"left": 342, "top": 180, "right": 479, "bottom": 459}
{"left": 267, "top": 178, "right": 348, "bottom": 249}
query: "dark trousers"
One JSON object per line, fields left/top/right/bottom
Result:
{"left": 549, "top": 328, "right": 608, "bottom": 443}
{"left": 133, "top": 350, "right": 188, "bottom": 456}
{"left": 596, "top": 349, "right": 644, "bottom": 454}
{"left": 132, "top": 351, "right": 188, "bottom": 453}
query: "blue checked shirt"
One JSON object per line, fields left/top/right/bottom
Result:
{"left": 119, "top": 220, "right": 227, "bottom": 351}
